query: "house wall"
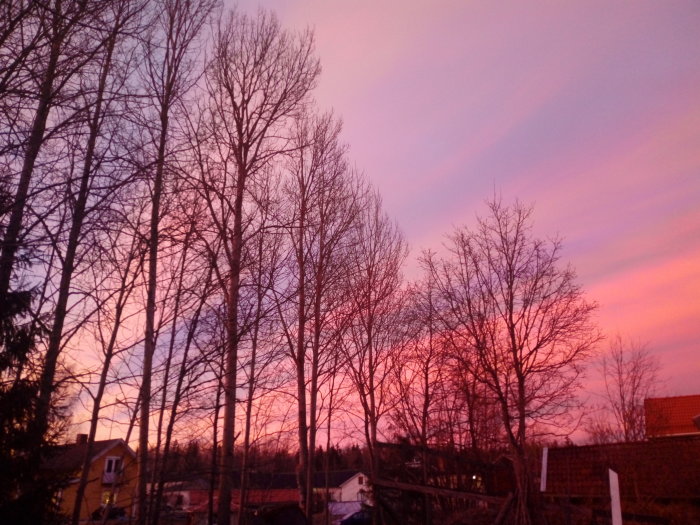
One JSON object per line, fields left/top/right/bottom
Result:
{"left": 58, "top": 443, "right": 138, "bottom": 520}
{"left": 339, "top": 474, "right": 367, "bottom": 502}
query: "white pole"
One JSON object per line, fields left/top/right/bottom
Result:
{"left": 609, "top": 469, "right": 622, "bottom": 525}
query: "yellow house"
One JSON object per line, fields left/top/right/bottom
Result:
{"left": 45, "top": 434, "right": 137, "bottom": 521}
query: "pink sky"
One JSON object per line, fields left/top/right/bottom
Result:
{"left": 234, "top": 1, "right": 700, "bottom": 395}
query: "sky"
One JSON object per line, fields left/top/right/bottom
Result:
{"left": 229, "top": 1, "right": 700, "bottom": 397}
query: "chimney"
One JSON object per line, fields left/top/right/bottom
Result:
{"left": 76, "top": 433, "right": 88, "bottom": 445}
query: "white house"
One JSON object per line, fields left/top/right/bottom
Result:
{"left": 314, "top": 470, "right": 369, "bottom": 502}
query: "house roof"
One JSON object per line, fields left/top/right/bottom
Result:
{"left": 645, "top": 394, "right": 700, "bottom": 437}
{"left": 239, "top": 488, "right": 299, "bottom": 505}
{"left": 544, "top": 435, "right": 700, "bottom": 500}
{"left": 158, "top": 478, "right": 210, "bottom": 492}
{"left": 321, "top": 470, "right": 363, "bottom": 488}
{"left": 228, "top": 470, "right": 363, "bottom": 490}
{"left": 43, "top": 439, "right": 134, "bottom": 473}
{"left": 189, "top": 494, "right": 302, "bottom": 513}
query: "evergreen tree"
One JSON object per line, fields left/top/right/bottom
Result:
{"left": 0, "top": 187, "right": 66, "bottom": 524}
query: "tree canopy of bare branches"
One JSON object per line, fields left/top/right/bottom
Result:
{"left": 275, "top": 111, "right": 361, "bottom": 514}
{"left": 200, "top": 10, "right": 320, "bottom": 524}
{"left": 427, "top": 200, "right": 600, "bottom": 525}
{"left": 343, "top": 191, "right": 408, "bottom": 481}
{"left": 587, "top": 335, "right": 662, "bottom": 444}
{"left": 1, "top": 5, "right": 612, "bottom": 524}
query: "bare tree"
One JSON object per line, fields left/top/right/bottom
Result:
{"left": 587, "top": 335, "right": 661, "bottom": 443}
{"left": 1, "top": 2, "right": 144, "bottom": 519}
{"left": 150, "top": 243, "right": 214, "bottom": 525}
{"left": 412, "top": 252, "right": 504, "bottom": 454}
{"left": 37, "top": 0, "right": 146, "bottom": 461}
{"left": 389, "top": 278, "right": 446, "bottom": 449}
{"left": 276, "top": 112, "right": 359, "bottom": 514}
{"left": 0, "top": 2, "right": 42, "bottom": 157}
{"left": 235, "top": 181, "right": 287, "bottom": 524}
{"left": 428, "top": 200, "right": 600, "bottom": 525}
{"left": 388, "top": 277, "right": 448, "bottom": 525}
{"left": 136, "top": 0, "right": 214, "bottom": 522}
{"left": 70, "top": 199, "right": 147, "bottom": 525}
{"left": 198, "top": 11, "right": 320, "bottom": 523}
{"left": 445, "top": 358, "right": 503, "bottom": 453}
{"left": 0, "top": 0, "right": 112, "bottom": 303}
{"left": 342, "top": 191, "right": 408, "bottom": 483}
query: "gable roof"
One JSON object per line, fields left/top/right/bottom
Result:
{"left": 323, "top": 470, "right": 363, "bottom": 488}
{"left": 645, "top": 394, "right": 700, "bottom": 437}
{"left": 43, "top": 439, "right": 135, "bottom": 473}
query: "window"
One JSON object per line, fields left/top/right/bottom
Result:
{"left": 101, "top": 491, "right": 113, "bottom": 505}
{"left": 358, "top": 475, "right": 363, "bottom": 485}
{"left": 105, "top": 457, "right": 122, "bottom": 474}
{"left": 52, "top": 489, "right": 63, "bottom": 508}
{"left": 103, "top": 456, "right": 123, "bottom": 484}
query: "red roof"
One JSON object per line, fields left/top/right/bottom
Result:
{"left": 188, "top": 489, "right": 300, "bottom": 512}
{"left": 645, "top": 395, "right": 700, "bottom": 437}
{"left": 240, "top": 488, "right": 299, "bottom": 505}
